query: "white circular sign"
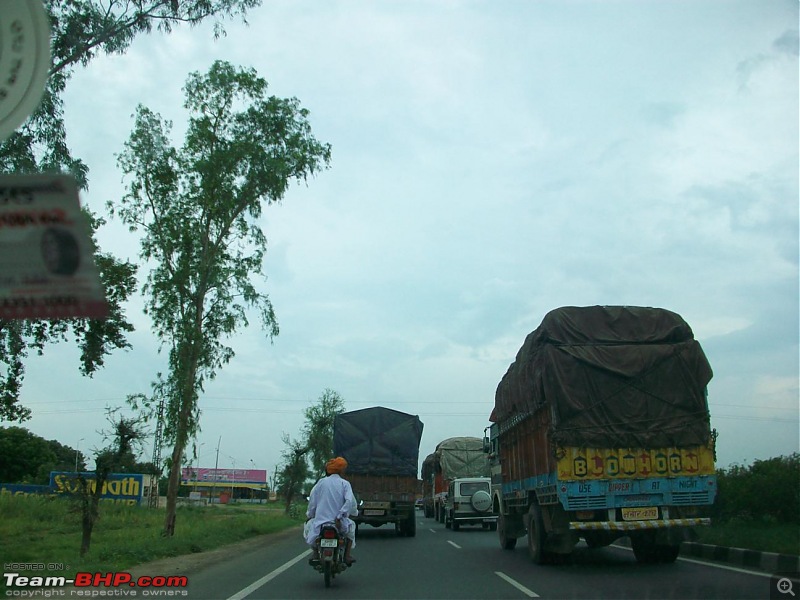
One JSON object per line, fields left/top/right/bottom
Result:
{"left": 0, "top": 0, "right": 51, "bottom": 141}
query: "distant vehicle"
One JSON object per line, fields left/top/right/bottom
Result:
{"left": 443, "top": 477, "right": 497, "bottom": 531}
{"left": 334, "top": 407, "right": 424, "bottom": 537}
{"left": 487, "top": 306, "right": 717, "bottom": 564}
{"left": 421, "top": 437, "right": 490, "bottom": 522}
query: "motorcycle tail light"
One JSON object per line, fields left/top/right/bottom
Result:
{"left": 322, "top": 528, "right": 337, "bottom": 539}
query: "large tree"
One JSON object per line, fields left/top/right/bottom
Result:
{"left": 114, "top": 60, "right": 331, "bottom": 535}
{"left": 0, "top": 0, "right": 261, "bottom": 422}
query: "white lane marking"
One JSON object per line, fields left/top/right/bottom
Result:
{"left": 447, "top": 540, "right": 461, "bottom": 549}
{"left": 495, "top": 571, "right": 540, "bottom": 598}
{"left": 609, "top": 544, "right": 776, "bottom": 578}
{"left": 226, "top": 549, "right": 311, "bottom": 600}
{"left": 429, "top": 528, "right": 437, "bottom": 533}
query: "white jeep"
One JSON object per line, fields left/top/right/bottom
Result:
{"left": 444, "top": 477, "right": 497, "bottom": 531}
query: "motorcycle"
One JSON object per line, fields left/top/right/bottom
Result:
{"left": 311, "top": 521, "right": 351, "bottom": 587}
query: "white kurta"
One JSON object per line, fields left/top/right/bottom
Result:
{"left": 304, "top": 473, "right": 358, "bottom": 547}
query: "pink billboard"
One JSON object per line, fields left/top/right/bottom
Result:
{"left": 181, "top": 467, "right": 267, "bottom": 485}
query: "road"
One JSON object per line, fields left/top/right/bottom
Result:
{"left": 175, "top": 511, "right": 778, "bottom": 600}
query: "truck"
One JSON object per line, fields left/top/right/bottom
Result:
{"left": 333, "top": 406, "right": 424, "bottom": 537}
{"left": 486, "top": 305, "right": 717, "bottom": 564}
{"left": 420, "top": 437, "right": 490, "bottom": 522}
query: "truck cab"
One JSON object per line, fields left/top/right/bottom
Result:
{"left": 444, "top": 477, "right": 497, "bottom": 531}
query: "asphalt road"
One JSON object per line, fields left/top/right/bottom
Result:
{"left": 176, "top": 511, "right": 778, "bottom": 600}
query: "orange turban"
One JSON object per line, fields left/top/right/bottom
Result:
{"left": 326, "top": 457, "right": 348, "bottom": 475}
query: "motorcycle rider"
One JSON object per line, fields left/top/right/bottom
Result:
{"left": 305, "top": 456, "right": 358, "bottom": 566}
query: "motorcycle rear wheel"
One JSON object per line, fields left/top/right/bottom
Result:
{"left": 324, "top": 562, "right": 332, "bottom": 587}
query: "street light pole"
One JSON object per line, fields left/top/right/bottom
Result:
{"left": 194, "top": 442, "right": 205, "bottom": 495}
{"left": 214, "top": 436, "right": 221, "bottom": 504}
{"left": 74, "top": 438, "right": 84, "bottom": 472}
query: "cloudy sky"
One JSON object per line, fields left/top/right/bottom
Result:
{"left": 14, "top": 1, "right": 799, "bottom": 477}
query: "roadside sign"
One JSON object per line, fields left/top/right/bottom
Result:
{"left": 0, "top": 174, "right": 109, "bottom": 319}
{"left": 0, "top": 0, "right": 51, "bottom": 142}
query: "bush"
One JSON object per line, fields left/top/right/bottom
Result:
{"left": 712, "top": 453, "right": 799, "bottom": 524}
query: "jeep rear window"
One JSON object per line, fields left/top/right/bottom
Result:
{"left": 459, "top": 482, "right": 489, "bottom": 496}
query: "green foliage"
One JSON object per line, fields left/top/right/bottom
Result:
{"left": 0, "top": 494, "right": 297, "bottom": 591}
{"left": 276, "top": 434, "right": 310, "bottom": 514}
{"left": 0, "top": 1, "right": 260, "bottom": 423}
{"left": 0, "top": 240, "right": 137, "bottom": 423}
{"left": 0, "top": 427, "right": 83, "bottom": 484}
{"left": 712, "top": 453, "right": 800, "bottom": 524}
{"left": 695, "top": 520, "right": 799, "bottom": 556}
{"left": 114, "top": 60, "right": 330, "bottom": 535}
{"left": 303, "top": 388, "right": 346, "bottom": 477}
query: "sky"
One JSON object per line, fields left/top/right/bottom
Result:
{"left": 10, "top": 0, "right": 799, "bottom": 478}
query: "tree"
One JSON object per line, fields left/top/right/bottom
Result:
{"left": 303, "top": 388, "right": 345, "bottom": 478}
{"left": 0, "top": 0, "right": 262, "bottom": 423}
{"left": 275, "top": 433, "right": 310, "bottom": 514}
{"left": 114, "top": 60, "right": 331, "bottom": 536}
{"left": 73, "top": 414, "right": 146, "bottom": 556}
{"left": 0, "top": 426, "right": 86, "bottom": 484}
{"left": 0, "top": 427, "right": 57, "bottom": 484}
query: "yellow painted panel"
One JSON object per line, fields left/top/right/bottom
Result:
{"left": 556, "top": 446, "right": 715, "bottom": 480}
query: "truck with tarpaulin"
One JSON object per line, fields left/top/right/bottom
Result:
{"left": 334, "top": 406, "right": 424, "bottom": 537}
{"left": 420, "top": 436, "right": 490, "bottom": 521}
{"left": 485, "top": 305, "right": 717, "bottom": 564}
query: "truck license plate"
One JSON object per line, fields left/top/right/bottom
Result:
{"left": 621, "top": 507, "right": 658, "bottom": 521}
{"left": 319, "top": 539, "right": 338, "bottom": 547}
{"left": 363, "top": 509, "right": 385, "bottom": 516}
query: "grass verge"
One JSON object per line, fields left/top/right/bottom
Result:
{"left": 0, "top": 494, "right": 305, "bottom": 593}
{"left": 695, "top": 519, "right": 799, "bottom": 556}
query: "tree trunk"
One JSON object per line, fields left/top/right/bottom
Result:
{"left": 162, "top": 335, "right": 201, "bottom": 537}
{"left": 80, "top": 509, "right": 95, "bottom": 556}
{"left": 163, "top": 440, "right": 185, "bottom": 537}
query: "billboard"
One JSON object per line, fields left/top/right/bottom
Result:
{"left": 181, "top": 468, "right": 267, "bottom": 486}
{"left": 49, "top": 472, "right": 144, "bottom": 505}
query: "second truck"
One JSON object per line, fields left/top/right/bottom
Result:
{"left": 421, "top": 436, "right": 490, "bottom": 522}
{"left": 486, "top": 305, "right": 717, "bottom": 564}
{"left": 334, "top": 406, "right": 424, "bottom": 537}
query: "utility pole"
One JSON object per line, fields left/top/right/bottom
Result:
{"left": 214, "top": 436, "right": 221, "bottom": 504}
{"left": 74, "top": 438, "right": 84, "bottom": 472}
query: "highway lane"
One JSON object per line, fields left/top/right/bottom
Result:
{"left": 181, "top": 511, "right": 776, "bottom": 599}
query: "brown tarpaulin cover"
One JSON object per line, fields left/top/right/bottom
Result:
{"left": 491, "top": 306, "right": 713, "bottom": 448}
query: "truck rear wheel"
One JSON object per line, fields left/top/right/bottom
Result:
{"left": 631, "top": 532, "right": 658, "bottom": 563}
{"left": 405, "top": 511, "right": 417, "bottom": 537}
{"left": 655, "top": 543, "right": 680, "bottom": 563}
{"left": 526, "top": 504, "right": 549, "bottom": 565}
{"left": 497, "top": 513, "right": 517, "bottom": 550}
